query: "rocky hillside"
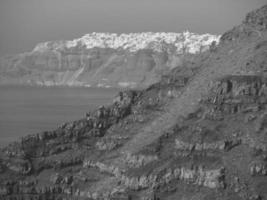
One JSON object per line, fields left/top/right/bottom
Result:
{"left": 0, "top": 4, "right": 267, "bottom": 200}
{"left": 0, "top": 32, "right": 219, "bottom": 88}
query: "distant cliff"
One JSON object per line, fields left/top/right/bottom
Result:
{"left": 0, "top": 32, "right": 219, "bottom": 88}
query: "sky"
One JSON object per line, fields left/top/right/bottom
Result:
{"left": 0, "top": 0, "right": 266, "bottom": 57}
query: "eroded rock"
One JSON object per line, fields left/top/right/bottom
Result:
{"left": 125, "top": 153, "right": 158, "bottom": 168}
{"left": 175, "top": 138, "right": 241, "bottom": 151}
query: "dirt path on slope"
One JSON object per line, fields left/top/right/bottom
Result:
{"left": 121, "top": 54, "right": 244, "bottom": 155}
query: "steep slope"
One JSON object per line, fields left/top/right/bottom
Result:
{"left": 0, "top": 4, "right": 267, "bottom": 200}
{"left": 0, "top": 32, "right": 219, "bottom": 88}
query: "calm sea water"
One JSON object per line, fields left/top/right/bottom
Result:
{"left": 0, "top": 86, "right": 119, "bottom": 146}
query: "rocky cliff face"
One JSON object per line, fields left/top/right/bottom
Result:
{"left": 0, "top": 32, "right": 219, "bottom": 88}
{"left": 0, "top": 4, "right": 267, "bottom": 200}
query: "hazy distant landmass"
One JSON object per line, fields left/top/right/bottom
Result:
{"left": 0, "top": 32, "right": 219, "bottom": 88}
{"left": 1, "top": 0, "right": 266, "bottom": 57}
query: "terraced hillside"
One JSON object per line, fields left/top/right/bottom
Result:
{"left": 0, "top": 4, "right": 267, "bottom": 200}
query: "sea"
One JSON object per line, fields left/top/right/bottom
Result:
{"left": 0, "top": 86, "right": 119, "bottom": 147}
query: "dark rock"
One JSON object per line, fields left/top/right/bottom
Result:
{"left": 244, "top": 5, "right": 267, "bottom": 30}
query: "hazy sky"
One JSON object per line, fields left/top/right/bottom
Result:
{"left": 0, "top": 0, "right": 266, "bottom": 56}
